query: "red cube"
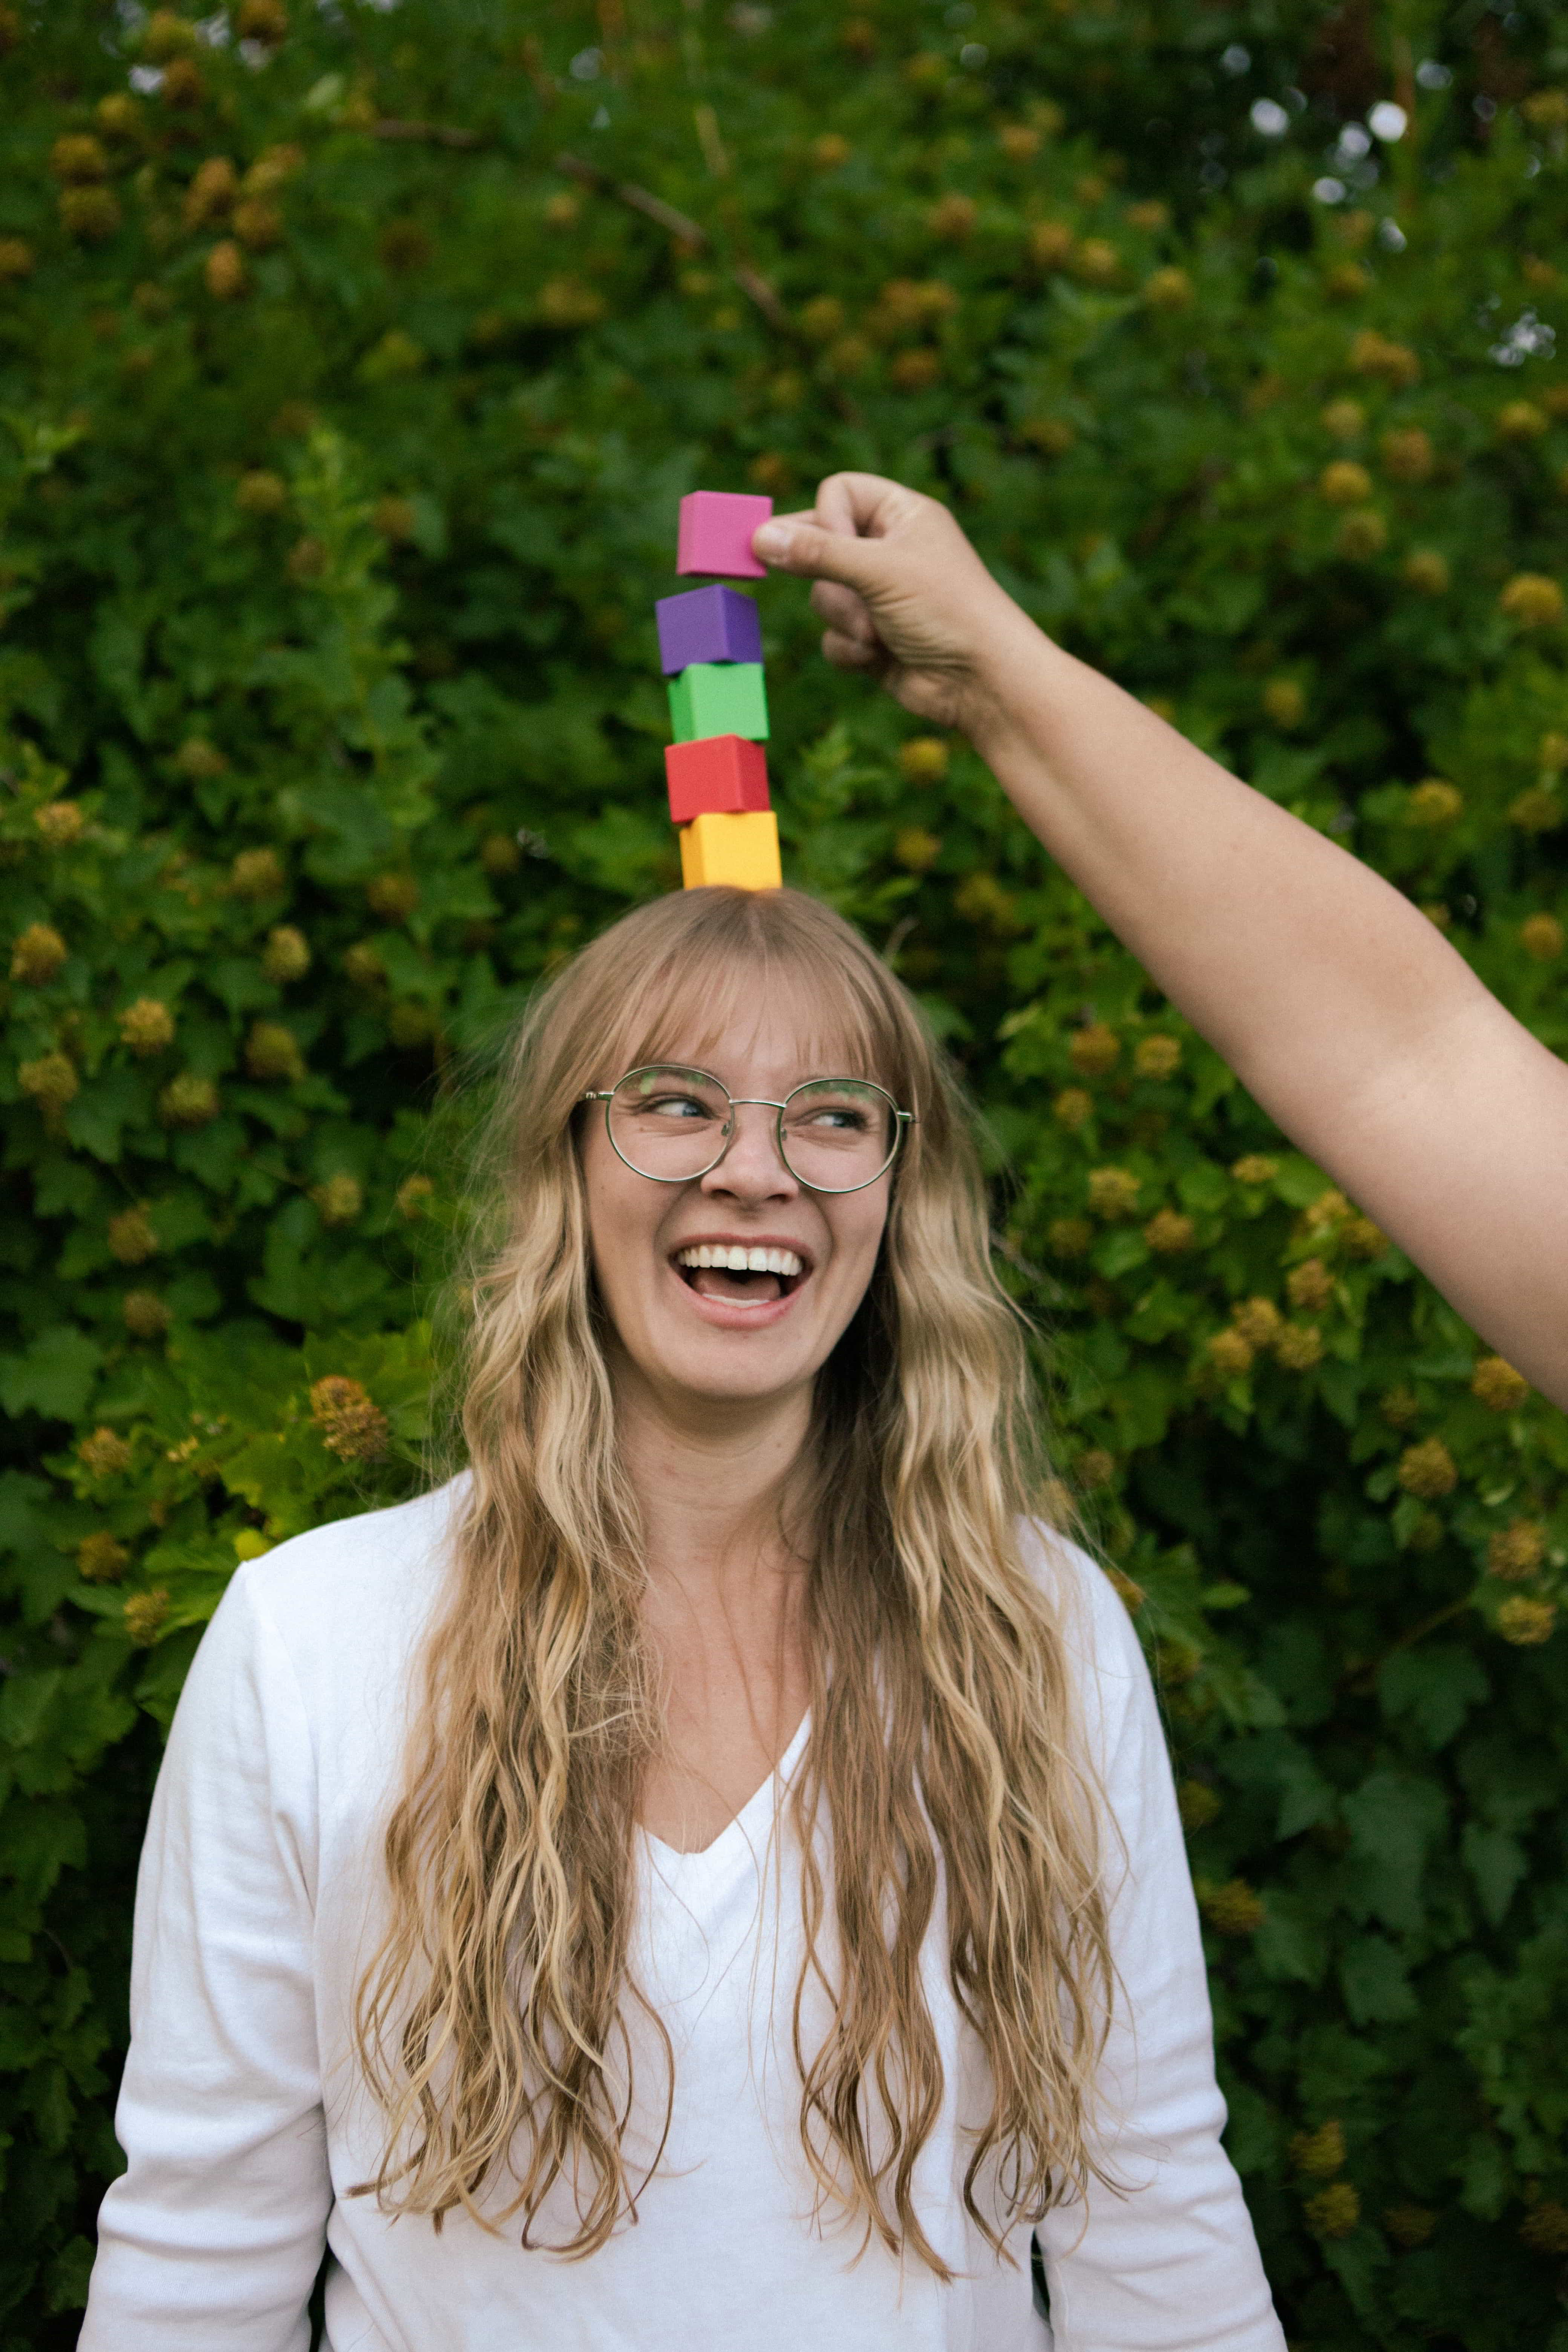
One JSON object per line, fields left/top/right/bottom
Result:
{"left": 664, "top": 735, "right": 771, "bottom": 823}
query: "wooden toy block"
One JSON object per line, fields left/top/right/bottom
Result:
{"left": 678, "top": 809, "right": 782, "bottom": 891}
{"left": 676, "top": 490, "right": 773, "bottom": 580}
{"left": 655, "top": 585, "right": 763, "bottom": 675}
{"left": 665, "top": 733, "right": 770, "bottom": 822}
{"left": 668, "top": 662, "right": 769, "bottom": 744}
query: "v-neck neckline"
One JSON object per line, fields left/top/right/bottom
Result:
{"left": 639, "top": 1710, "right": 812, "bottom": 1868}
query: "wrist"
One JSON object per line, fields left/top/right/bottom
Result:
{"left": 957, "top": 605, "right": 1069, "bottom": 763}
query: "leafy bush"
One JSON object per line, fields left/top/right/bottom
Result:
{"left": 2, "top": 1, "right": 1567, "bottom": 2343}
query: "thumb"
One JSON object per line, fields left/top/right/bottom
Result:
{"left": 752, "top": 513, "right": 890, "bottom": 591}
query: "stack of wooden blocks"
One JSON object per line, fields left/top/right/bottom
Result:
{"left": 658, "top": 490, "right": 781, "bottom": 891}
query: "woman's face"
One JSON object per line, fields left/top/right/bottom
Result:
{"left": 581, "top": 996, "right": 893, "bottom": 1422}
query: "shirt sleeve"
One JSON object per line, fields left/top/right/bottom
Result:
{"left": 78, "top": 1566, "right": 330, "bottom": 2352}
{"left": 1028, "top": 1534, "right": 1286, "bottom": 2352}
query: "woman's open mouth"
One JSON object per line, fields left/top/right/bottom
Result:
{"left": 673, "top": 1242, "right": 806, "bottom": 1306}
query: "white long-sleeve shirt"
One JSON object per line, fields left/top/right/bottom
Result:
{"left": 80, "top": 1482, "right": 1284, "bottom": 2352}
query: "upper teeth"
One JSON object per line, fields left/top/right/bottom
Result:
{"left": 677, "top": 1244, "right": 803, "bottom": 1277}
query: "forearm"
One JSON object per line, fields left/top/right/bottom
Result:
{"left": 968, "top": 616, "right": 1499, "bottom": 1161}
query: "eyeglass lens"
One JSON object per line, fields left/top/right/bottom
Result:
{"left": 606, "top": 1066, "right": 897, "bottom": 1191}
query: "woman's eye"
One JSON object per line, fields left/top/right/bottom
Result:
{"left": 648, "top": 1094, "right": 711, "bottom": 1121}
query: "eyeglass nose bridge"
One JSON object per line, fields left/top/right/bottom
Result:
{"left": 704, "top": 1094, "right": 793, "bottom": 1181}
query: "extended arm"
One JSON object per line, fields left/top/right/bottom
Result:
{"left": 754, "top": 479, "right": 1568, "bottom": 1410}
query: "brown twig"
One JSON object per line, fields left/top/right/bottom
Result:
{"left": 373, "top": 118, "right": 482, "bottom": 150}
{"left": 553, "top": 150, "right": 791, "bottom": 334}
{"left": 1338, "top": 1593, "right": 1472, "bottom": 1696}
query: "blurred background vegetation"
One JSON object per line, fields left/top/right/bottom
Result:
{"left": 2, "top": 0, "right": 1567, "bottom": 2343}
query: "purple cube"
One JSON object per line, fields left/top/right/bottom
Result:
{"left": 654, "top": 585, "right": 764, "bottom": 676}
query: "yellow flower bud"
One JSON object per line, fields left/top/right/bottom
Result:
{"left": 1053, "top": 1087, "right": 1093, "bottom": 1131}
{"left": 124, "top": 1587, "right": 170, "bottom": 1645}
{"left": 236, "top": 0, "right": 290, "bottom": 41}
{"left": 244, "top": 1021, "right": 305, "bottom": 1083}
{"left": 1143, "top": 266, "right": 1193, "bottom": 311}
{"left": 1045, "top": 1217, "right": 1091, "bottom": 1260}
{"left": 366, "top": 872, "right": 420, "bottom": 922}
{"left": 893, "top": 825, "right": 941, "bottom": 872}
{"left": 1029, "top": 221, "right": 1075, "bottom": 270}
{"left": 118, "top": 997, "right": 176, "bottom": 1056}
{"left": 159, "top": 1072, "right": 220, "bottom": 1128}
{"left": 231, "top": 847, "right": 285, "bottom": 899}
{"left": 1262, "top": 678, "right": 1305, "bottom": 728}
{"left": 1380, "top": 427, "right": 1434, "bottom": 482}
{"left": 1075, "top": 1447, "right": 1116, "bottom": 1491}
{"left": 810, "top": 132, "right": 851, "bottom": 168}
{"left": 1320, "top": 460, "right": 1374, "bottom": 508}
{"left": 58, "top": 183, "right": 123, "bottom": 240}
{"left": 1231, "top": 1298, "right": 1281, "bottom": 1348}
{"left": 1521, "top": 913, "right": 1564, "bottom": 960}
{"left": 1379, "top": 1385, "right": 1419, "bottom": 1428}
{"left": 1398, "top": 1439, "right": 1457, "bottom": 1500}
{"left": 122, "top": 1289, "right": 170, "bottom": 1339}
{"left": 261, "top": 925, "right": 311, "bottom": 983}
{"left": 890, "top": 348, "right": 942, "bottom": 391}
{"left": 1290, "top": 2121, "right": 1346, "bottom": 2177}
{"left": 51, "top": 134, "right": 109, "bottom": 184}
{"left": 1403, "top": 550, "right": 1450, "bottom": 594}
{"left": 108, "top": 1207, "right": 159, "bottom": 1264}
{"left": 1335, "top": 508, "right": 1387, "bottom": 560}
{"left": 1320, "top": 399, "right": 1364, "bottom": 441}
{"left": 309, "top": 1374, "right": 388, "bottom": 1461}
{"left": 1384, "top": 2205, "right": 1436, "bottom": 2249}
{"left": 1350, "top": 331, "right": 1419, "bottom": 386}
{"left": 0, "top": 238, "right": 35, "bottom": 282}
{"left": 11, "top": 922, "right": 67, "bottom": 983}
{"left": 1144, "top": 1207, "right": 1194, "bottom": 1255}
{"left": 1287, "top": 1260, "right": 1333, "bottom": 1313}
{"left": 1076, "top": 239, "right": 1120, "bottom": 286}
{"left": 1499, "top": 573, "right": 1564, "bottom": 628}
{"left": 927, "top": 192, "right": 977, "bottom": 241}
{"left": 1472, "top": 1355, "right": 1530, "bottom": 1411}
{"left": 1497, "top": 400, "right": 1548, "bottom": 440}
{"left": 1207, "top": 1328, "right": 1255, "bottom": 1379}
{"left": 78, "top": 1532, "right": 130, "bottom": 1582}
{"left": 1305, "top": 2182, "right": 1361, "bottom": 2239}
{"left": 1021, "top": 415, "right": 1076, "bottom": 455}
{"left": 897, "top": 737, "right": 949, "bottom": 785}
{"left": 1341, "top": 1215, "right": 1389, "bottom": 1260}
{"left": 1176, "top": 1779, "right": 1220, "bottom": 1831}
{"left": 1087, "top": 1166, "right": 1141, "bottom": 1221}
{"left": 396, "top": 1173, "right": 435, "bottom": 1220}
{"left": 1487, "top": 1520, "right": 1547, "bottom": 1580}
{"left": 1069, "top": 1023, "right": 1120, "bottom": 1078}
{"left": 182, "top": 156, "right": 236, "bottom": 228}
{"left": 1274, "top": 1322, "right": 1325, "bottom": 1371}
{"left": 1134, "top": 1035, "right": 1182, "bottom": 1080}
{"left": 204, "top": 240, "right": 247, "bottom": 300}
{"left": 1509, "top": 787, "right": 1562, "bottom": 834}
{"left": 79, "top": 1426, "right": 132, "bottom": 1477}
{"left": 18, "top": 1051, "right": 78, "bottom": 1109}
{"left": 233, "top": 1528, "right": 271, "bottom": 1559}
{"left": 1406, "top": 779, "right": 1463, "bottom": 827}
{"left": 311, "top": 1173, "right": 363, "bottom": 1227}
{"left": 1230, "top": 1155, "right": 1278, "bottom": 1186}
{"left": 342, "top": 942, "right": 385, "bottom": 988}
{"left": 1198, "top": 1878, "right": 1265, "bottom": 1936}
{"left": 1496, "top": 1596, "right": 1555, "bottom": 1646}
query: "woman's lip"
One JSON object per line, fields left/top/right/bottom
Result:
{"left": 664, "top": 1257, "right": 806, "bottom": 1329}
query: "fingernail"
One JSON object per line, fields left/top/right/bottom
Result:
{"left": 753, "top": 522, "right": 793, "bottom": 560}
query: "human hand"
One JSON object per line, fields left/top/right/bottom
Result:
{"left": 751, "top": 472, "right": 1038, "bottom": 737}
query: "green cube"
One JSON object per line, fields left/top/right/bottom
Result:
{"left": 667, "top": 661, "right": 769, "bottom": 743}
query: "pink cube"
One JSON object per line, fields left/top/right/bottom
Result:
{"left": 676, "top": 490, "right": 773, "bottom": 580}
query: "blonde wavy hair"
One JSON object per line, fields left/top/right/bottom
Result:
{"left": 352, "top": 884, "right": 1112, "bottom": 2278}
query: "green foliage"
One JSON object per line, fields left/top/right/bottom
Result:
{"left": 2, "top": 0, "right": 1568, "bottom": 2343}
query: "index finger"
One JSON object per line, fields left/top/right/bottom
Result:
{"left": 813, "top": 471, "right": 928, "bottom": 541}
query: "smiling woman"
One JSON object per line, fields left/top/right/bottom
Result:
{"left": 80, "top": 886, "right": 1283, "bottom": 2352}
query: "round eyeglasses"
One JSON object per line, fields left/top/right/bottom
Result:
{"left": 581, "top": 1065, "right": 913, "bottom": 1194}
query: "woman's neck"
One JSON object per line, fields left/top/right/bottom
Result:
{"left": 612, "top": 1360, "right": 814, "bottom": 1600}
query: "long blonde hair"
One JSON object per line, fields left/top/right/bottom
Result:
{"left": 352, "top": 885, "right": 1112, "bottom": 2276}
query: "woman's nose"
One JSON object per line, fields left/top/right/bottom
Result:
{"left": 700, "top": 1100, "right": 796, "bottom": 1195}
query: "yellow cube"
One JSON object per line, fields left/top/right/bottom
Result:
{"left": 678, "top": 808, "right": 782, "bottom": 891}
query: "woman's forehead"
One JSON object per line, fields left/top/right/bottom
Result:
{"left": 619, "top": 956, "right": 886, "bottom": 1086}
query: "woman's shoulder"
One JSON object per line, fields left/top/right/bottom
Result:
{"left": 217, "top": 1475, "right": 466, "bottom": 1700}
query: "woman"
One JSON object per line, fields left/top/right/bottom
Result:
{"left": 754, "top": 475, "right": 1568, "bottom": 1412}
{"left": 81, "top": 886, "right": 1283, "bottom": 2349}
